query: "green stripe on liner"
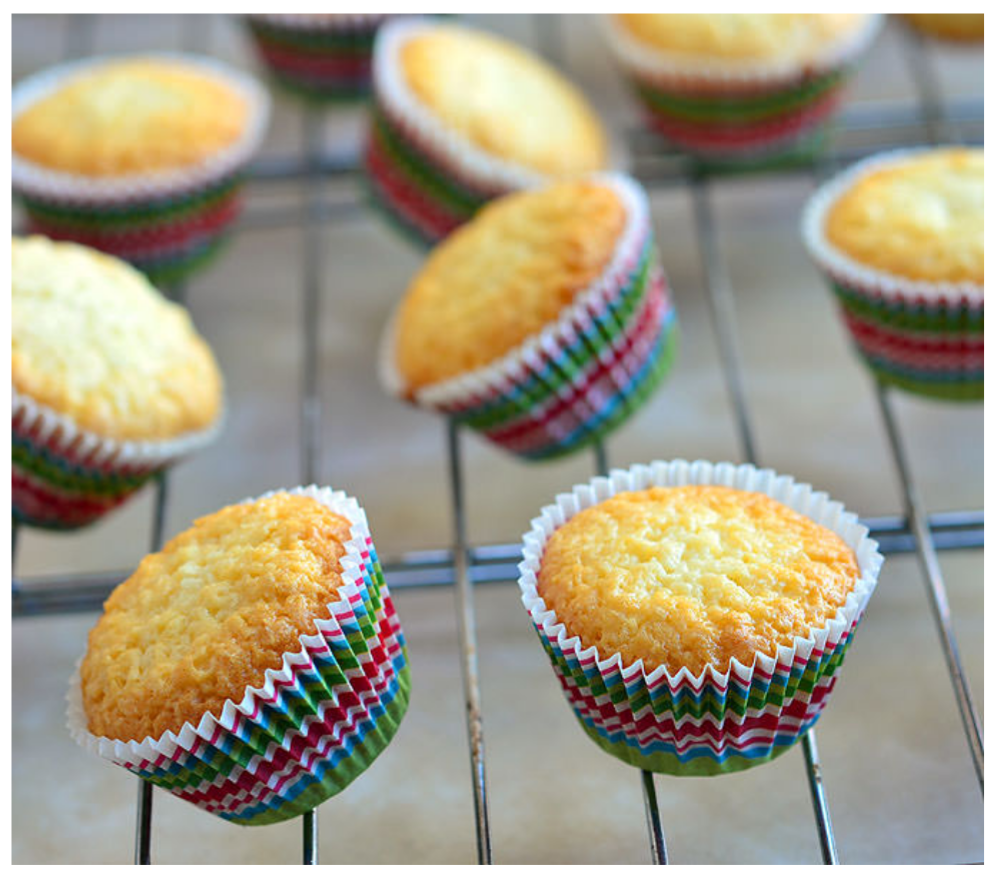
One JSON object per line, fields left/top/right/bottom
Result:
{"left": 248, "top": 21, "right": 379, "bottom": 53}
{"left": 18, "top": 175, "right": 241, "bottom": 228}
{"left": 636, "top": 67, "right": 845, "bottom": 124}
{"left": 371, "top": 106, "right": 487, "bottom": 218}
{"left": 13, "top": 443, "right": 155, "bottom": 498}
{"left": 522, "top": 318, "right": 679, "bottom": 462}
{"left": 832, "top": 282, "right": 983, "bottom": 334}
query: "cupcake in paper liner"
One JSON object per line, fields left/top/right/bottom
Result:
{"left": 518, "top": 460, "right": 883, "bottom": 776}
{"left": 364, "top": 18, "right": 612, "bottom": 245}
{"left": 11, "top": 237, "right": 224, "bottom": 529}
{"left": 379, "top": 173, "right": 678, "bottom": 461}
{"left": 245, "top": 14, "right": 398, "bottom": 102}
{"left": 12, "top": 53, "right": 270, "bottom": 285}
{"left": 605, "top": 14, "right": 882, "bottom": 166}
{"left": 68, "top": 486, "right": 411, "bottom": 826}
{"left": 802, "top": 147, "right": 983, "bottom": 401}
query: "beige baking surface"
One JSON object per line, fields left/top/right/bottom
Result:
{"left": 12, "top": 14, "right": 982, "bottom": 864}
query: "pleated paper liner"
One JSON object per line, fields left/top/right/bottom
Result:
{"left": 68, "top": 486, "right": 411, "bottom": 826}
{"left": 606, "top": 15, "right": 881, "bottom": 163}
{"left": 12, "top": 388, "right": 221, "bottom": 530}
{"left": 518, "top": 460, "right": 883, "bottom": 776}
{"left": 12, "top": 52, "right": 270, "bottom": 281}
{"left": 245, "top": 14, "right": 392, "bottom": 102}
{"left": 802, "top": 147, "right": 984, "bottom": 401}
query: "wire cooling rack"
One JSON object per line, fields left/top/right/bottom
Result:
{"left": 10, "top": 14, "right": 983, "bottom": 865}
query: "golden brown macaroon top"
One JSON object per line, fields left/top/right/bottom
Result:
{"left": 12, "top": 58, "right": 249, "bottom": 176}
{"left": 825, "top": 148, "right": 983, "bottom": 285}
{"left": 537, "top": 485, "right": 860, "bottom": 676}
{"left": 394, "top": 180, "right": 626, "bottom": 391}
{"left": 615, "top": 14, "right": 868, "bottom": 63}
{"left": 400, "top": 25, "right": 607, "bottom": 176}
{"left": 12, "top": 236, "right": 223, "bottom": 442}
{"left": 904, "top": 14, "right": 984, "bottom": 42}
{"left": 81, "top": 493, "right": 353, "bottom": 742}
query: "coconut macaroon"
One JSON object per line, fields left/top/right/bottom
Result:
{"left": 12, "top": 58, "right": 250, "bottom": 177}
{"left": 381, "top": 173, "right": 678, "bottom": 460}
{"left": 71, "top": 485, "right": 411, "bottom": 825}
{"left": 80, "top": 492, "right": 353, "bottom": 742}
{"left": 12, "top": 236, "right": 222, "bottom": 442}
{"left": 537, "top": 485, "right": 860, "bottom": 676}
{"left": 802, "top": 147, "right": 984, "bottom": 402}
{"left": 823, "top": 147, "right": 983, "bottom": 285}
{"left": 365, "top": 19, "right": 610, "bottom": 243}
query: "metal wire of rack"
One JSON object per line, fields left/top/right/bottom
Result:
{"left": 10, "top": 14, "right": 983, "bottom": 865}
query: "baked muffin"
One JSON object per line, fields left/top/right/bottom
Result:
{"left": 365, "top": 18, "right": 611, "bottom": 244}
{"left": 245, "top": 14, "right": 398, "bottom": 101}
{"left": 12, "top": 236, "right": 223, "bottom": 529}
{"left": 904, "top": 14, "right": 984, "bottom": 42}
{"left": 70, "top": 486, "right": 410, "bottom": 825}
{"left": 380, "top": 174, "right": 678, "bottom": 459}
{"left": 606, "top": 14, "right": 882, "bottom": 165}
{"left": 519, "top": 460, "right": 883, "bottom": 776}
{"left": 803, "top": 147, "right": 983, "bottom": 400}
{"left": 12, "top": 55, "right": 269, "bottom": 284}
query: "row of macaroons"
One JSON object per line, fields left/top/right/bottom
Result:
{"left": 14, "top": 13, "right": 979, "bottom": 279}
{"left": 69, "top": 464, "right": 883, "bottom": 824}
{"left": 243, "top": 14, "right": 983, "bottom": 104}
{"left": 10, "top": 146, "right": 983, "bottom": 534}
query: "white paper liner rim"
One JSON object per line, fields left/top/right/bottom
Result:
{"left": 801, "top": 147, "right": 984, "bottom": 306}
{"left": 377, "top": 172, "right": 652, "bottom": 408}
{"left": 604, "top": 14, "right": 883, "bottom": 87}
{"left": 13, "top": 386, "right": 223, "bottom": 468}
{"left": 66, "top": 484, "right": 394, "bottom": 765}
{"left": 517, "top": 459, "right": 884, "bottom": 689}
{"left": 373, "top": 17, "right": 616, "bottom": 194}
{"left": 12, "top": 52, "right": 271, "bottom": 204}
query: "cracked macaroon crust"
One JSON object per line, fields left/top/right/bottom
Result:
{"left": 537, "top": 485, "right": 860, "bottom": 676}
{"left": 12, "top": 236, "right": 222, "bottom": 442}
{"left": 394, "top": 179, "right": 626, "bottom": 391}
{"left": 81, "top": 493, "right": 354, "bottom": 742}
{"left": 12, "top": 57, "right": 249, "bottom": 177}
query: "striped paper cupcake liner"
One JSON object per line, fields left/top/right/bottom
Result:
{"left": 606, "top": 15, "right": 881, "bottom": 164}
{"left": 68, "top": 485, "right": 411, "bottom": 825}
{"left": 245, "top": 15, "right": 392, "bottom": 102}
{"left": 802, "top": 148, "right": 984, "bottom": 401}
{"left": 12, "top": 388, "right": 221, "bottom": 530}
{"left": 379, "top": 173, "right": 677, "bottom": 459}
{"left": 518, "top": 460, "right": 883, "bottom": 776}
{"left": 12, "top": 53, "right": 270, "bottom": 283}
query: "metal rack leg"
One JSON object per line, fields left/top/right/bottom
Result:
{"left": 873, "top": 384, "right": 984, "bottom": 794}
{"left": 692, "top": 179, "right": 839, "bottom": 863}
{"left": 899, "top": 27, "right": 952, "bottom": 146}
{"left": 447, "top": 421, "right": 493, "bottom": 864}
{"left": 303, "top": 810, "right": 318, "bottom": 864}
{"left": 801, "top": 731, "right": 838, "bottom": 863}
{"left": 300, "top": 110, "right": 324, "bottom": 487}
{"left": 642, "top": 771, "right": 669, "bottom": 864}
